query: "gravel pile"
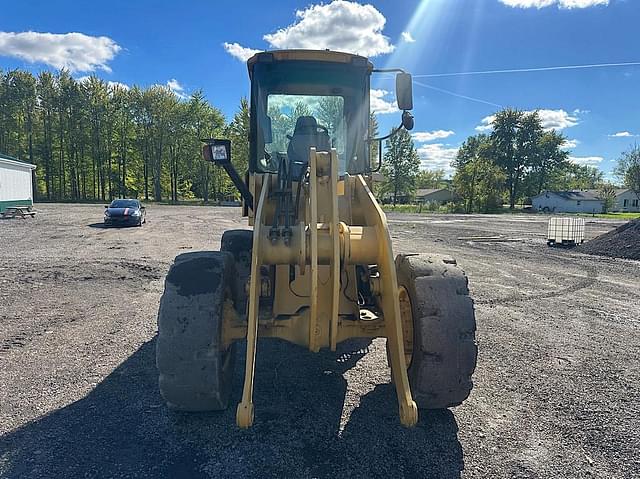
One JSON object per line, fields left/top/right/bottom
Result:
{"left": 579, "top": 219, "right": 640, "bottom": 260}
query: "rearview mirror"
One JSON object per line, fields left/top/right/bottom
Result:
{"left": 396, "top": 73, "right": 413, "bottom": 111}
{"left": 202, "top": 139, "right": 232, "bottom": 165}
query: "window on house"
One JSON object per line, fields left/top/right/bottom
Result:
{"left": 633, "top": 199, "right": 639, "bottom": 207}
{"left": 623, "top": 199, "right": 629, "bottom": 207}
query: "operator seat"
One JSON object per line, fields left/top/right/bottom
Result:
{"left": 287, "top": 116, "right": 331, "bottom": 179}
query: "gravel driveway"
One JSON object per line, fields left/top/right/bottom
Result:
{"left": 1, "top": 204, "right": 638, "bottom": 478}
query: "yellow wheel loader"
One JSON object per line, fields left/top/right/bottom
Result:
{"left": 156, "top": 50, "right": 477, "bottom": 428}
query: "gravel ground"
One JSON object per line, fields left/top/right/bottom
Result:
{"left": 0, "top": 204, "right": 638, "bottom": 478}
{"left": 578, "top": 219, "right": 640, "bottom": 260}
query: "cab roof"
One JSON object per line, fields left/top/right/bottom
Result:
{"left": 247, "top": 50, "right": 374, "bottom": 79}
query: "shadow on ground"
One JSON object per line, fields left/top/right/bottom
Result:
{"left": 0, "top": 338, "right": 463, "bottom": 479}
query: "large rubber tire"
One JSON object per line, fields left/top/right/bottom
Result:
{"left": 220, "top": 230, "right": 253, "bottom": 314}
{"left": 156, "top": 251, "right": 236, "bottom": 411}
{"left": 395, "top": 254, "right": 477, "bottom": 409}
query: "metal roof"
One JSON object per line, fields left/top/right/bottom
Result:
{"left": 0, "top": 153, "right": 36, "bottom": 169}
{"left": 416, "top": 188, "right": 448, "bottom": 197}
{"left": 533, "top": 190, "right": 602, "bottom": 201}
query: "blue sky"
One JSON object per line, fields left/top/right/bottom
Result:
{"left": 1, "top": 0, "right": 638, "bottom": 178}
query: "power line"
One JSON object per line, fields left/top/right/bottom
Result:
{"left": 412, "top": 80, "right": 503, "bottom": 108}
{"left": 413, "top": 61, "right": 640, "bottom": 78}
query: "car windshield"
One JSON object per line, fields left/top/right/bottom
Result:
{"left": 110, "top": 200, "right": 139, "bottom": 208}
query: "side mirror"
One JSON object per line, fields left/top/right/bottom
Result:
{"left": 396, "top": 73, "right": 413, "bottom": 111}
{"left": 202, "top": 139, "right": 232, "bottom": 165}
{"left": 104, "top": 205, "right": 109, "bottom": 208}
{"left": 401, "top": 111, "right": 414, "bottom": 131}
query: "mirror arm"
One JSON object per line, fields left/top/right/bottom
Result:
{"left": 367, "top": 125, "right": 401, "bottom": 173}
{"left": 221, "top": 162, "right": 254, "bottom": 211}
{"left": 372, "top": 68, "right": 407, "bottom": 74}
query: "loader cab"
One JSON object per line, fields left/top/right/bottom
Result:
{"left": 247, "top": 50, "right": 373, "bottom": 176}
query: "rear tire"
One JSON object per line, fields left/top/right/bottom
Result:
{"left": 395, "top": 254, "right": 477, "bottom": 409}
{"left": 156, "top": 251, "right": 236, "bottom": 411}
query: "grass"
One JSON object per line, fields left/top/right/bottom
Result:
{"left": 577, "top": 212, "right": 640, "bottom": 220}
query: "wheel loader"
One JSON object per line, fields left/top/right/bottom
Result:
{"left": 156, "top": 50, "right": 477, "bottom": 428}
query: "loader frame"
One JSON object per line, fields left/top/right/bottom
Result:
{"left": 225, "top": 147, "right": 417, "bottom": 428}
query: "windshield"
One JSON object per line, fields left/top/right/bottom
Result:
{"left": 267, "top": 94, "right": 346, "bottom": 159}
{"left": 110, "top": 200, "right": 139, "bottom": 208}
{"left": 251, "top": 61, "right": 370, "bottom": 176}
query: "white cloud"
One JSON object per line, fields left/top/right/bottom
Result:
{"left": 608, "top": 131, "right": 635, "bottom": 138}
{"left": 167, "top": 78, "right": 183, "bottom": 92}
{"left": 412, "top": 130, "right": 455, "bottom": 143}
{"left": 370, "top": 89, "right": 398, "bottom": 114}
{"left": 475, "top": 109, "right": 579, "bottom": 132}
{"left": 0, "top": 31, "right": 121, "bottom": 72}
{"left": 557, "top": 0, "right": 608, "bottom": 8}
{"left": 569, "top": 156, "right": 603, "bottom": 166}
{"left": 500, "top": 0, "right": 555, "bottom": 7}
{"left": 223, "top": 42, "right": 261, "bottom": 62}
{"left": 537, "top": 109, "right": 579, "bottom": 130}
{"left": 562, "top": 139, "right": 579, "bottom": 148}
{"left": 475, "top": 115, "right": 496, "bottom": 132}
{"left": 401, "top": 31, "right": 415, "bottom": 43}
{"left": 231, "top": 1, "right": 393, "bottom": 60}
{"left": 417, "top": 143, "right": 459, "bottom": 175}
{"left": 166, "top": 78, "right": 187, "bottom": 99}
{"left": 499, "top": 0, "right": 608, "bottom": 8}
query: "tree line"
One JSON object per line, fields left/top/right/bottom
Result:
{"left": 0, "top": 68, "right": 249, "bottom": 202}
{"left": 379, "top": 107, "right": 639, "bottom": 212}
{"left": 3, "top": 69, "right": 635, "bottom": 211}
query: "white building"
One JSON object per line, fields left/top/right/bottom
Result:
{"left": 612, "top": 189, "right": 640, "bottom": 212}
{"left": 0, "top": 154, "right": 37, "bottom": 213}
{"left": 531, "top": 190, "right": 604, "bottom": 214}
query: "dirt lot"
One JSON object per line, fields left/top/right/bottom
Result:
{"left": 1, "top": 204, "right": 638, "bottom": 478}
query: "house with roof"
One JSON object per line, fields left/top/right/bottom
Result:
{"left": 611, "top": 189, "right": 640, "bottom": 212}
{"left": 0, "top": 153, "right": 37, "bottom": 213}
{"left": 415, "top": 188, "right": 458, "bottom": 204}
{"left": 531, "top": 190, "right": 604, "bottom": 214}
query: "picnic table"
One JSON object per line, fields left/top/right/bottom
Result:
{"left": 1, "top": 206, "right": 36, "bottom": 219}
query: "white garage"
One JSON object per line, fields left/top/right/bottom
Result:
{"left": 0, "top": 154, "right": 36, "bottom": 213}
{"left": 531, "top": 190, "right": 604, "bottom": 214}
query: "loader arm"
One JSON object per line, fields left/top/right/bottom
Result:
{"left": 235, "top": 147, "right": 417, "bottom": 428}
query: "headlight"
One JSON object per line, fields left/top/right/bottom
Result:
{"left": 104, "top": 210, "right": 111, "bottom": 217}
{"left": 132, "top": 210, "right": 141, "bottom": 217}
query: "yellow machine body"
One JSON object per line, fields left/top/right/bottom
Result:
{"left": 158, "top": 50, "right": 476, "bottom": 429}
{"left": 231, "top": 147, "right": 417, "bottom": 428}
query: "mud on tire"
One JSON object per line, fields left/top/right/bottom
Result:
{"left": 395, "top": 254, "right": 478, "bottom": 409}
{"left": 156, "top": 251, "right": 236, "bottom": 411}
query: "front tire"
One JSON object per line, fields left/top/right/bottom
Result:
{"left": 395, "top": 254, "right": 477, "bottom": 409}
{"left": 221, "top": 229, "right": 253, "bottom": 314}
{"left": 156, "top": 251, "right": 236, "bottom": 411}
